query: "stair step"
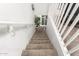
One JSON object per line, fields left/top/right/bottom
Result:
{"left": 34, "top": 33, "right": 47, "bottom": 36}
{"left": 32, "top": 35, "right": 48, "bottom": 38}
{"left": 22, "top": 49, "right": 58, "bottom": 56}
{"left": 32, "top": 38, "right": 49, "bottom": 40}
{"left": 30, "top": 39, "right": 50, "bottom": 44}
{"left": 34, "top": 35, "right": 47, "bottom": 37}
{"left": 33, "top": 34, "right": 47, "bottom": 36}
{"left": 26, "top": 44, "right": 54, "bottom": 49}
{"left": 21, "top": 28, "right": 58, "bottom": 56}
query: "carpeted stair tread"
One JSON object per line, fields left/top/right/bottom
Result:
{"left": 29, "top": 39, "right": 50, "bottom": 44}
{"left": 22, "top": 49, "right": 58, "bottom": 56}
{"left": 21, "top": 27, "right": 58, "bottom": 56}
{"left": 26, "top": 44, "right": 54, "bottom": 49}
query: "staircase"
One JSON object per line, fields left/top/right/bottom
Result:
{"left": 21, "top": 27, "right": 58, "bottom": 56}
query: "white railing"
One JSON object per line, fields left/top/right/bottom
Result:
{"left": 52, "top": 3, "right": 79, "bottom": 56}
{"left": 58, "top": 3, "right": 73, "bottom": 33}
{"left": 56, "top": 3, "right": 66, "bottom": 28}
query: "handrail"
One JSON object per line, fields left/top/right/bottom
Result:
{"left": 49, "top": 3, "right": 79, "bottom": 56}
{"left": 0, "top": 21, "right": 33, "bottom": 24}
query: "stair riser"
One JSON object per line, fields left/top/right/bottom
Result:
{"left": 32, "top": 37, "right": 48, "bottom": 40}
{"left": 30, "top": 40, "right": 50, "bottom": 44}
{"left": 26, "top": 44, "right": 53, "bottom": 49}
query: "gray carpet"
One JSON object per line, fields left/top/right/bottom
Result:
{"left": 21, "top": 28, "right": 58, "bottom": 56}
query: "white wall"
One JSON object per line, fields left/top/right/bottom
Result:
{"left": 0, "top": 26, "right": 35, "bottom": 56}
{"left": 46, "top": 17, "right": 64, "bottom": 56}
{"left": 0, "top": 3, "right": 35, "bottom": 56}
{"left": 46, "top": 4, "right": 70, "bottom": 56}
{"left": 48, "top": 3, "right": 60, "bottom": 23}
{"left": 34, "top": 3, "right": 49, "bottom": 16}
{"left": 0, "top": 3, "right": 34, "bottom": 24}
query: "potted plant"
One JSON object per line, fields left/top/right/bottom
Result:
{"left": 34, "top": 16, "right": 40, "bottom": 27}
